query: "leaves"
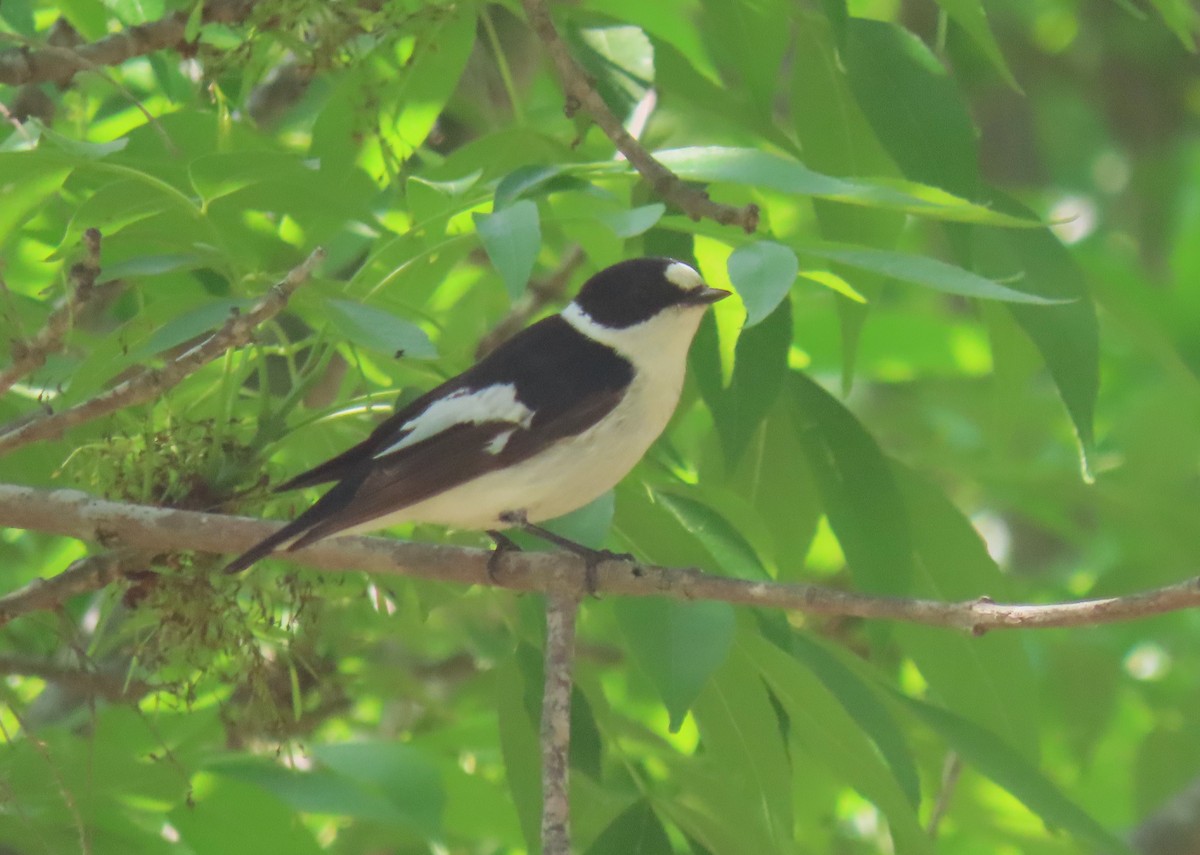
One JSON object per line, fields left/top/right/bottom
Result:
{"left": 726, "top": 241, "right": 798, "bottom": 327}
{"left": 800, "top": 242, "right": 1067, "bottom": 304}
{"left": 615, "top": 597, "right": 736, "bottom": 733}
{"left": 650, "top": 146, "right": 1039, "bottom": 226}
{"left": 324, "top": 299, "right": 436, "bottom": 359}
{"left": 473, "top": 199, "right": 542, "bottom": 301}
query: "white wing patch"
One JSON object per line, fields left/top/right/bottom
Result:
{"left": 486, "top": 428, "right": 517, "bottom": 455}
{"left": 374, "top": 384, "right": 533, "bottom": 459}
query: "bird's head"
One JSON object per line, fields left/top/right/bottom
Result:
{"left": 570, "top": 257, "right": 729, "bottom": 326}
{"left": 561, "top": 257, "right": 730, "bottom": 366}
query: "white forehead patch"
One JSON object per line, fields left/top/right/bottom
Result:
{"left": 375, "top": 384, "right": 533, "bottom": 458}
{"left": 664, "top": 261, "right": 703, "bottom": 290}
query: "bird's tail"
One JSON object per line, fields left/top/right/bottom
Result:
{"left": 223, "top": 519, "right": 307, "bottom": 574}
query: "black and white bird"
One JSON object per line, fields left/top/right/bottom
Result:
{"left": 224, "top": 257, "right": 729, "bottom": 574}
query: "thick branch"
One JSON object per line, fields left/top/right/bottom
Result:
{"left": 519, "top": 0, "right": 759, "bottom": 233}
{"left": 0, "top": 0, "right": 255, "bottom": 87}
{"left": 3, "top": 483, "right": 1200, "bottom": 632}
{"left": 540, "top": 592, "right": 579, "bottom": 855}
{"left": 0, "top": 229, "right": 103, "bottom": 397}
{"left": 0, "top": 248, "right": 324, "bottom": 456}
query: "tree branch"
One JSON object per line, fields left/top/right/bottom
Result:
{"left": 0, "top": 247, "right": 325, "bottom": 456}
{"left": 0, "top": 0, "right": 255, "bottom": 87}
{"left": 519, "top": 0, "right": 759, "bottom": 233}
{"left": 540, "top": 592, "right": 579, "bottom": 855}
{"left": 0, "top": 550, "right": 142, "bottom": 627}
{"left": 0, "top": 653, "right": 150, "bottom": 700}
{"left": 0, "top": 229, "right": 103, "bottom": 397}
{"left": 3, "top": 483, "right": 1200, "bottom": 632}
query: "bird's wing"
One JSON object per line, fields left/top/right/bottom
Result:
{"left": 274, "top": 383, "right": 463, "bottom": 492}
{"left": 284, "top": 383, "right": 628, "bottom": 550}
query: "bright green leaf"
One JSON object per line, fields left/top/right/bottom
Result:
{"left": 614, "top": 597, "right": 735, "bottom": 732}
{"left": 325, "top": 299, "right": 436, "bottom": 359}
{"left": 474, "top": 199, "right": 542, "bottom": 301}
{"left": 598, "top": 203, "right": 666, "bottom": 238}
{"left": 727, "top": 241, "right": 799, "bottom": 327}
{"left": 800, "top": 242, "right": 1069, "bottom": 304}
{"left": 898, "top": 695, "right": 1133, "bottom": 855}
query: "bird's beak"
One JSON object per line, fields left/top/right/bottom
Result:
{"left": 687, "top": 286, "right": 732, "bottom": 305}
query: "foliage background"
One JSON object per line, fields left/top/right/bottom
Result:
{"left": 2, "top": 0, "right": 1200, "bottom": 853}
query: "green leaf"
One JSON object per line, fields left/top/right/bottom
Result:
{"left": 0, "top": 153, "right": 72, "bottom": 243}
{"left": 689, "top": 639, "right": 795, "bottom": 851}
{"left": 188, "top": 151, "right": 314, "bottom": 207}
{"left": 324, "top": 299, "right": 437, "bottom": 359}
{"left": 972, "top": 209, "right": 1099, "bottom": 460}
{"left": 209, "top": 757, "right": 418, "bottom": 827}
{"left": 786, "top": 9, "right": 903, "bottom": 390}
{"left": 311, "top": 7, "right": 477, "bottom": 170}
{"left": 310, "top": 741, "right": 444, "bottom": 836}
{"left": 584, "top": 800, "right": 674, "bottom": 855}
{"left": 650, "top": 146, "right": 1039, "bottom": 226}
{"left": 495, "top": 165, "right": 564, "bottom": 209}
{"left": 789, "top": 372, "right": 916, "bottom": 597}
{"left": 694, "top": 297, "right": 792, "bottom": 467}
{"left": 792, "top": 374, "right": 1040, "bottom": 754}
{"left": 800, "top": 242, "right": 1069, "bottom": 304}
{"left": 1145, "top": 0, "right": 1198, "bottom": 49}
{"left": 932, "top": 0, "right": 1020, "bottom": 89}
{"left": 598, "top": 203, "right": 666, "bottom": 238}
{"left": 891, "top": 465, "right": 1040, "bottom": 759}
{"left": 127, "top": 298, "right": 255, "bottom": 361}
{"left": 614, "top": 596, "right": 735, "bottom": 732}
{"left": 474, "top": 199, "right": 542, "bottom": 301}
{"left": 63, "top": 179, "right": 174, "bottom": 247}
{"left": 697, "top": 0, "right": 793, "bottom": 121}
{"left": 569, "top": 22, "right": 654, "bottom": 119}
{"left": 785, "top": 633, "right": 921, "bottom": 807}
{"left": 746, "top": 634, "right": 933, "bottom": 855}
{"left": 170, "top": 776, "right": 324, "bottom": 855}
{"left": 495, "top": 654, "right": 543, "bottom": 850}
{"left": 898, "top": 695, "right": 1134, "bottom": 855}
{"left": 651, "top": 489, "right": 769, "bottom": 580}
{"left": 726, "top": 400, "right": 823, "bottom": 580}
{"left": 843, "top": 19, "right": 980, "bottom": 197}
{"left": 727, "top": 241, "right": 798, "bottom": 327}
{"left": 35, "top": 124, "right": 129, "bottom": 160}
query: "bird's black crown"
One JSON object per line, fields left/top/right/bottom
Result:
{"left": 573, "top": 257, "right": 701, "bottom": 329}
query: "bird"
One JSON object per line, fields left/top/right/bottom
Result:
{"left": 224, "top": 256, "right": 730, "bottom": 575}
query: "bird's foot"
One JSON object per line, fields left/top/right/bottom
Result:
{"left": 486, "top": 529, "right": 521, "bottom": 583}
{"left": 497, "top": 511, "right": 633, "bottom": 596}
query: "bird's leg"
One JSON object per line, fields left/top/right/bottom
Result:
{"left": 486, "top": 529, "right": 521, "bottom": 582}
{"left": 497, "top": 510, "right": 632, "bottom": 595}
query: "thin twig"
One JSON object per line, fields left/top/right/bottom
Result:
{"left": 476, "top": 245, "right": 585, "bottom": 358}
{"left": 0, "top": 0, "right": 255, "bottom": 87}
{"left": 927, "top": 752, "right": 962, "bottom": 837}
{"left": 3, "top": 483, "right": 1200, "bottom": 632}
{"left": 519, "top": 0, "right": 759, "bottom": 233}
{"left": 0, "top": 248, "right": 325, "bottom": 456}
{"left": 4, "top": 704, "right": 91, "bottom": 854}
{"left": 540, "top": 591, "right": 580, "bottom": 855}
{"left": 0, "top": 229, "right": 103, "bottom": 397}
{"left": 0, "top": 550, "right": 141, "bottom": 627}
{"left": 0, "top": 653, "right": 150, "bottom": 700}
